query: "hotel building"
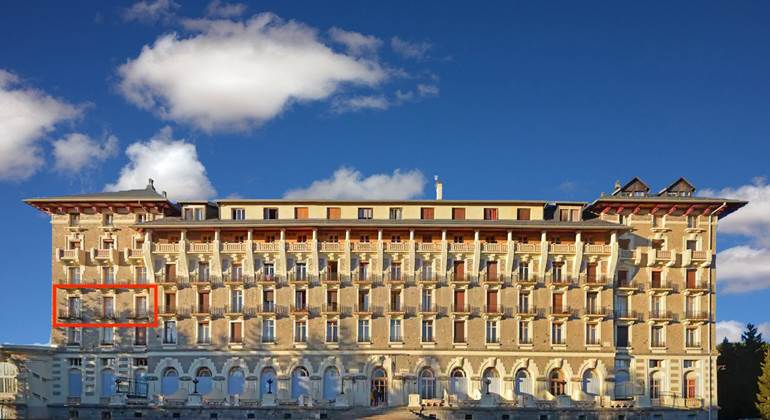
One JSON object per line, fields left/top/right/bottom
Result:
{"left": 0, "top": 177, "right": 745, "bottom": 419}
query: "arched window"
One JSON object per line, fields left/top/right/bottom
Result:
{"left": 614, "top": 371, "right": 631, "bottom": 400}
{"left": 260, "top": 368, "right": 277, "bottom": 398}
{"left": 514, "top": 369, "right": 531, "bottom": 396}
{"left": 449, "top": 368, "right": 467, "bottom": 399}
{"left": 582, "top": 369, "right": 599, "bottom": 396}
{"left": 322, "top": 366, "right": 340, "bottom": 401}
{"left": 0, "top": 362, "right": 18, "bottom": 394}
{"left": 161, "top": 368, "right": 179, "bottom": 396}
{"left": 418, "top": 368, "right": 435, "bottom": 399}
{"left": 68, "top": 369, "right": 82, "bottom": 397}
{"left": 228, "top": 367, "right": 245, "bottom": 396}
{"left": 649, "top": 371, "right": 663, "bottom": 399}
{"left": 291, "top": 367, "right": 310, "bottom": 399}
{"left": 482, "top": 368, "right": 501, "bottom": 396}
{"left": 100, "top": 369, "right": 115, "bottom": 398}
{"left": 549, "top": 369, "right": 565, "bottom": 396}
{"left": 196, "top": 367, "right": 213, "bottom": 395}
{"left": 684, "top": 372, "right": 697, "bottom": 399}
{"left": 133, "top": 369, "right": 147, "bottom": 396}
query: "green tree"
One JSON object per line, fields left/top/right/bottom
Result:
{"left": 758, "top": 347, "right": 770, "bottom": 419}
{"left": 718, "top": 324, "right": 767, "bottom": 419}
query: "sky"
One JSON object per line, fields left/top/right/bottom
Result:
{"left": 1, "top": 0, "right": 769, "bottom": 344}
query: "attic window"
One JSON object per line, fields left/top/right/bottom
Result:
{"left": 183, "top": 207, "right": 205, "bottom": 221}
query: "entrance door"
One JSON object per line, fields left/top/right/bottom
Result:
{"left": 371, "top": 368, "right": 387, "bottom": 407}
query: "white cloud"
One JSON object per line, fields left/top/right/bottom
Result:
{"left": 417, "top": 83, "right": 439, "bottom": 97}
{"left": 331, "top": 95, "right": 389, "bottom": 113}
{"left": 118, "top": 13, "right": 388, "bottom": 131}
{"left": 205, "top": 0, "right": 246, "bottom": 18}
{"left": 717, "top": 320, "right": 770, "bottom": 342}
{"left": 104, "top": 127, "right": 216, "bottom": 200}
{"left": 716, "top": 245, "right": 770, "bottom": 293}
{"left": 0, "top": 69, "right": 80, "bottom": 180}
{"left": 53, "top": 133, "right": 118, "bottom": 173}
{"left": 328, "top": 27, "right": 381, "bottom": 56}
{"left": 123, "top": 0, "right": 178, "bottom": 23}
{"left": 284, "top": 167, "right": 425, "bottom": 200}
{"left": 702, "top": 177, "right": 770, "bottom": 245}
{"left": 391, "top": 36, "right": 431, "bottom": 60}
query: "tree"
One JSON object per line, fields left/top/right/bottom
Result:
{"left": 758, "top": 347, "right": 770, "bottom": 419}
{"left": 718, "top": 324, "right": 768, "bottom": 419}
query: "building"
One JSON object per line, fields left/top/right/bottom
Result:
{"left": 0, "top": 177, "right": 745, "bottom": 419}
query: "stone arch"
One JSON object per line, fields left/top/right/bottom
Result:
{"left": 543, "top": 358, "right": 575, "bottom": 397}
{"left": 414, "top": 356, "right": 442, "bottom": 377}
{"left": 284, "top": 357, "right": 315, "bottom": 377}
{"left": 153, "top": 358, "right": 184, "bottom": 380}
{"left": 317, "top": 356, "right": 345, "bottom": 378}
{"left": 476, "top": 357, "right": 508, "bottom": 379}
{"left": 188, "top": 357, "right": 218, "bottom": 377}
{"left": 363, "top": 355, "right": 394, "bottom": 379}
{"left": 253, "top": 357, "right": 282, "bottom": 377}
{"left": 222, "top": 357, "right": 251, "bottom": 378}
{"left": 445, "top": 357, "right": 473, "bottom": 378}
{"left": 511, "top": 358, "right": 540, "bottom": 381}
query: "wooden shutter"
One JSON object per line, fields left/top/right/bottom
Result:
{"left": 295, "top": 207, "right": 309, "bottom": 219}
{"left": 484, "top": 208, "right": 498, "bottom": 220}
{"left": 421, "top": 207, "right": 435, "bottom": 220}
{"left": 327, "top": 207, "right": 341, "bottom": 220}
{"left": 587, "top": 263, "right": 597, "bottom": 281}
{"left": 454, "top": 260, "right": 465, "bottom": 280}
{"left": 517, "top": 208, "right": 531, "bottom": 220}
{"left": 686, "top": 269, "right": 696, "bottom": 288}
{"left": 166, "top": 264, "right": 176, "bottom": 280}
{"left": 651, "top": 271, "right": 662, "bottom": 288}
{"left": 487, "top": 261, "right": 498, "bottom": 279}
{"left": 452, "top": 208, "right": 465, "bottom": 220}
{"left": 454, "top": 290, "right": 465, "bottom": 310}
{"left": 552, "top": 293, "right": 562, "bottom": 312}
{"left": 487, "top": 290, "right": 498, "bottom": 311}
{"left": 232, "top": 322, "right": 242, "bottom": 341}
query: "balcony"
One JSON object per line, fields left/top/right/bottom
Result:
{"left": 322, "top": 303, "right": 340, "bottom": 314}
{"left": 616, "top": 279, "right": 642, "bottom": 291}
{"left": 448, "top": 271, "right": 471, "bottom": 285}
{"left": 254, "top": 242, "right": 281, "bottom": 252}
{"left": 580, "top": 274, "right": 612, "bottom": 288}
{"left": 193, "top": 305, "right": 211, "bottom": 316}
{"left": 515, "top": 243, "right": 540, "bottom": 254}
{"left": 225, "top": 304, "right": 244, "bottom": 316}
{"left": 482, "top": 242, "right": 507, "bottom": 253}
{"left": 288, "top": 271, "right": 309, "bottom": 284}
{"left": 614, "top": 309, "right": 642, "bottom": 321}
{"left": 484, "top": 304, "right": 503, "bottom": 316}
{"left": 649, "top": 309, "right": 675, "bottom": 321}
{"left": 153, "top": 243, "right": 179, "bottom": 254}
{"left": 683, "top": 249, "right": 711, "bottom": 267}
{"left": 157, "top": 271, "right": 177, "bottom": 285}
{"left": 222, "top": 272, "right": 243, "bottom": 284}
{"left": 548, "top": 306, "right": 575, "bottom": 318}
{"left": 187, "top": 242, "right": 212, "bottom": 253}
{"left": 159, "top": 305, "right": 176, "bottom": 316}
{"left": 57, "top": 248, "right": 84, "bottom": 264}
{"left": 418, "top": 271, "right": 439, "bottom": 285}
{"left": 386, "top": 272, "right": 404, "bottom": 285}
{"left": 221, "top": 242, "right": 246, "bottom": 253}
{"left": 124, "top": 248, "right": 143, "bottom": 261}
{"left": 189, "top": 273, "right": 211, "bottom": 285}
{"left": 58, "top": 309, "right": 82, "bottom": 320}
{"left": 584, "top": 244, "right": 611, "bottom": 255}
{"left": 452, "top": 303, "right": 470, "bottom": 315}
{"left": 92, "top": 247, "right": 118, "bottom": 263}
{"left": 291, "top": 303, "right": 309, "bottom": 315}
{"left": 683, "top": 310, "right": 709, "bottom": 322}
{"left": 449, "top": 242, "right": 474, "bottom": 253}
{"left": 388, "top": 302, "right": 405, "bottom": 315}
{"left": 582, "top": 306, "right": 611, "bottom": 318}
{"left": 618, "top": 249, "right": 634, "bottom": 259}
{"left": 352, "top": 242, "right": 378, "bottom": 253}
{"left": 351, "top": 271, "right": 372, "bottom": 285}
{"left": 255, "top": 272, "right": 276, "bottom": 284}
{"left": 649, "top": 248, "right": 676, "bottom": 266}
{"left": 417, "top": 242, "right": 442, "bottom": 253}
{"left": 256, "top": 303, "right": 275, "bottom": 315}
{"left": 354, "top": 303, "right": 372, "bottom": 315}
{"left": 512, "top": 273, "right": 539, "bottom": 286}
{"left": 548, "top": 274, "right": 574, "bottom": 287}
{"left": 420, "top": 303, "right": 438, "bottom": 315}
{"left": 481, "top": 272, "right": 502, "bottom": 285}
{"left": 515, "top": 305, "right": 538, "bottom": 318}
{"left": 321, "top": 272, "right": 340, "bottom": 284}
{"left": 649, "top": 280, "right": 675, "bottom": 292}
{"left": 549, "top": 243, "right": 576, "bottom": 254}
{"left": 287, "top": 242, "right": 313, "bottom": 252}
{"left": 386, "top": 242, "right": 411, "bottom": 253}
{"left": 683, "top": 280, "right": 709, "bottom": 292}
{"left": 320, "top": 242, "right": 344, "bottom": 253}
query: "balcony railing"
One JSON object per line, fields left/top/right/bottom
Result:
{"left": 547, "top": 307, "right": 575, "bottom": 317}
{"left": 484, "top": 304, "right": 503, "bottom": 315}
{"left": 188, "top": 243, "right": 212, "bottom": 253}
{"left": 354, "top": 303, "right": 372, "bottom": 315}
{"left": 580, "top": 274, "right": 612, "bottom": 287}
{"left": 649, "top": 309, "right": 674, "bottom": 321}
{"left": 549, "top": 243, "right": 576, "bottom": 254}
{"left": 388, "top": 302, "right": 405, "bottom": 314}
{"left": 420, "top": 303, "right": 438, "bottom": 314}
{"left": 220, "top": 242, "right": 246, "bottom": 253}
{"left": 320, "top": 242, "right": 343, "bottom": 252}
{"left": 515, "top": 305, "right": 538, "bottom": 316}
{"left": 154, "top": 243, "right": 179, "bottom": 253}
{"left": 584, "top": 244, "right": 611, "bottom": 254}
{"left": 481, "top": 272, "right": 502, "bottom": 284}
{"left": 614, "top": 309, "right": 642, "bottom": 321}
{"left": 449, "top": 243, "right": 475, "bottom": 253}
{"left": 322, "top": 303, "right": 339, "bottom": 314}
{"left": 321, "top": 272, "right": 339, "bottom": 283}
{"left": 287, "top": 242, "right": 313, "bottom": 252}
{"left": 417, "top": 242, "right": 442, "bottom": 252}
{"left": 386, "top": 242, "right": 411, "bottom": 252}
{"left": 616, "top": 279, "right": 641, "bottom": 290}
{"left": 452, "top": 303, "right": 470, "bottom": 314}
{"left": 684, "top": 280, "right": 709, "bottom": 291}
{"left": 226, "top": 304, "right": 244, "bottom": 315}
{"left": 548, "top": 275, "right": 575, "bottom": 286}
{"left": 512, "top": 273, "right": 539, "bottom": 285}
{"left": 254, "top": 242, "right": 281, "bottom": 252}
{"left": 291, "top": 303, "right": 309, "bottom": 315}
{"left": 582, "top": 306, "right": 611, "bottom": 317}
{"left": 481, "top": 242, "right": 507, "bottom": 253}
{"left": 684, "top": 310, "right": 709, "bottom": 320}
{"left": 515, "top": 243, "right": 540, "bottom": 253}
{"left": 352, "top": 242, "right": 378, "bottom": 252}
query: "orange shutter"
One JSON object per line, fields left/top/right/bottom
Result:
{"left": 686, "top": 269, "right": 696, "bottom": 288}
{"left": 295, "top": 207, "right": 309, "bottom": 219}
{"left": 454, "top": 290, "right": 465, "bottom": 310}
{"left": 454, "top": 260, "right": 465, "bottom": 280}
{"left": 452, "top": 208, "right": 466, "bottom": 220}
{"left": 327, "top": 207, "right": 341, "bottom": 219}
{"left": 454, "top": 320, "right": 465, "bottom": 342}
{"left": 487, "top": 290, "right": 498, "bottom": 311}
{"left": 517, "top": 208, "right": 531, "bottom": 220}
{"left": 487, "top": 261, "right": 498, "bottom": 279}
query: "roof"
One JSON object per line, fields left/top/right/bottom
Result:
{"left": 136, "top": 217, "right": 628, "bottom": 231}
{"left": 612, "top": 177, "right": 650, "bottom": 196}
{"left": 215, "top": 199, "right": 550, "bottom": 205}
{"left": 588, "top": 196, "right": 747, "bottom": 218}
{"left": 657, "top": 177, "right": 696, "bottom": 195}
{"left": 25, "top": 183, "right": 168, "bottom": 203}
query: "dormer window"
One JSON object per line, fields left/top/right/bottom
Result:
{"left": 232, "top": 208, "right": 246, "bottom": 220}
{"left": 263, "top": 208, "right": 278, "bottom": 220}
{"left": 184, "top": 207, "right": 205, "bottom": 221}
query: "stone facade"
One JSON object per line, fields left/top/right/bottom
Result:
{"left": 0, "top": 177, "right": 745, "bottom": 419}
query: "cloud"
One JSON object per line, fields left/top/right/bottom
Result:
{"left": 104, "top": 127, "right": 216, "bottom": 200}
{"left": 331, "top": 95, "right": 389, "bottom": 113}
{"left": 123, "top": 0, "right": 178, "bottom": 23}
{"left": 716, "top": 245, "right": 770, "bottom": 293}
{"left": 717, "top": 320, "right": 770, "bottom": 342}
{"left": 52, "top": 133, "right": 118, "bottom": 173}
{"left": 0, "top": 69, "right": 81, "bottom": 180}
{"left": 702, "top": 177, "right": 770, "bottom": 245}
{"left": 284, "top": 167, "right": 425, "bottom": 200}
{"left": 391, "top": 36, "right": 431, "bottom": 60}
{"left": 205, "top": 0, "right": 246, "bottom": 18}
{"left": 417, "top": 83, "right": 439, "bottom": 97}
{"left": 328, "top": 27, "right": 382, "bottom": 56}
{"left": 118, "top": 13, "right": 388, "bottom": 131}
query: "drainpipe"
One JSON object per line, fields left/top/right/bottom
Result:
{"left": 707, "top": 202, "right": 726, "bottom": 420}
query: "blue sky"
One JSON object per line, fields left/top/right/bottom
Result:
{"left": 1, "top": 0, "right": 769, "bottom": 344}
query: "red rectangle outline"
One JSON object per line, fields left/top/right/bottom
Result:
{"left": 52, "top": 284, "right": 159, "bottom": 328}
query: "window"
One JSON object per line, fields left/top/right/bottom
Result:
{"left": 101, "top": 328, "right": 114, "bottom": 345}
{"left": 326, "top": 320, "right": 338, "bottom": 342}
{"left": 450, "top": 207, "right": 465, "bottom": 220}
{"left": 198, "top": 291, "right": 210, "bottom": 313}
{"left": 358, "top": 319, "right": 370, "bottom": 342}
{"left": 390, "top": 318, "right": 402, "bottom": 342}
{"left": 197, "top": 321, "right": 211, "bottom": 344}
{"left": 683, "top": 360, "right": 696, "bottom": 369}
{"left": 232, "top": 208, "right": 246, "bottom": 220}
{"left": 230, "top": 289, "right": 243, "bottom": 312}
{"left": 454, "top": 320, "right": 466, "bottom": 343}
{"left": 102, "top": 267, "right": 114, "bottom": 285}
{"left": 103, "top": 296, "right": 114, "bottom": 318}
{"left": 262, "top": 319, "right": 275, "bottom": 342}
{"left": 687, "top": 215, "right": 697, "bottom": 229}
{"left": 295, "top": 320, "right": 307, "bottom": 343}
{"left": 294, "top": 207, "right": 309, "bottom": 219}
{"left": 163, "top": 320, "right": 177, "bottom": 344}
{"left": 326, "top": 290, "right": 338, "bottom": 311}
{"left": 686, "top": 269, "right": 698, "bottom": 289}
{"left": 135, "top": 267, "right": 146, "bottom": 284}
{"left": 327, "top": 207, "right": 341, "bottom": 220}
{"left": 421, "top": 289, "right": 433, "bottom": 311}
{"left": 103, "top": 213, "right": 114, "bottom": 226}
{"left": 518, "top": 291, "right": 531, "bottom": 313}
{"left": 230, "top": 321, "right": 243, "bottom": 343}
{"left": 518, "top": 262, "right": 529, "bottom": 281}
{"left": 263, "top": 263, "right": 275, "bottom": 281}
{"left": 135, "top": 296, "right": 147, "bottom": 318}
{"left": 68, "top": 267, "right": 81, "bottom": 284}
{"left": 552, "top": 322, "right": 565, "bottom": 345}
{"left": 68, "top": 296, "right": 81, "bottom": 318}
{"left": 418, "top": 369, "right": 436, "bottom": 399}
{"left": 358, "top": 290, "right": 370, "bottom": 312}
{"left": 262, "top": 289, "right": 274, "bottom": 311}
{"left": 420, "top": 207, "right": 435, "bottom": 220}
{"left": 183, "top": 207, "right": 204, "bottom": 221}
{"left": 263, "top": 208, "right": 278, "bottom": 220}
{"left": 295, "top": 290, "right": 307, "bottom": 311}
{"left": 651, "top": 326, "right": 665, "bottom": 347}
{"left": 134, "top": 327, "right": 146, "bottom": 346}
{"left": 519, "top": 320, "right": 531, "bottom": 344}
{"left": 390, "top": 263, "right": 402, "bottom": 281}
{"left": 422, "top": 319, "right": 434, "bottom": 342}
{"left": 164, "top": 292, "right": 176, "bottom": 313}
{"left": 358, "top": 208, "right": 373, "bottom": 219}
{"left": 67, "top": 328, "right": 81, "bottom": 345}
{"left": 552, "top": 262, "right": 563, "bottom": 282}
{"left": 295, "top": 263, "right": 307, "bottom": 281}
{"left": 549, "top": 369, "right": 565, "bottom": 396}
{"left": 483, "top": 208, "right": 498, "bottom": 220}
{"left": 517, "top": 208, "right": 531, "bottom": 220}
{"left": 651, "top": 270, "right": 662, "bottom": 288}
{"left": 389, "top": 207, "right": 402, "bottom": 220}
{"left": 685, "top": 372, "right": 698, "bottom": 399}
{"left": 486, "top": 320, "right": 498, "bottom": 343}
{"left": 161, "top": 368, "right": 179, "bottom": 396}
{"left": 649, "top": 372, "right": 663, "bottom": 399}
{"left": 686, "top": 327, "right": 699, "bottom": 348}
{"left": 68, "top": 213, "right": 80, "bottom": 226}
{"left": 686, "top": 240, "right": 697, "bottom": 251}
{"left": 617, "top": 270, "right": 629, "bottom": 287}
{"left": 586, "top": 323, "right": 599, "bottom": 345}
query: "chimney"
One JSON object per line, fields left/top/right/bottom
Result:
{"left": 162, "top": 191, "right": 167, "bottom": 199}
{"left": 434, "top": 175, "right": 443, "bottom": 200}
{"left": 614, "top": 180, "right": 621, "bottom": 191}
{"left": 147, "top": 178, "right": 155, "bottom": 191}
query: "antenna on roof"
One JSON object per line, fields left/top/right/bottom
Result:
{"left": 434, "top": 175, "right": 443, "bottom": 200}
